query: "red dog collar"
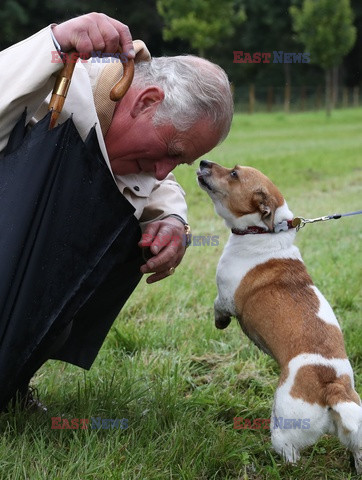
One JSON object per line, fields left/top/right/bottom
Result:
{"left": 231, "top": 220, "right": 296, "bottom": 236}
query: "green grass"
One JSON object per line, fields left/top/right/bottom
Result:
{"left": 1, "top": 108, "right": 361, "bottom": 479}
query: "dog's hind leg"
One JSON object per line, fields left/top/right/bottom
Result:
{"left": 326, "top": 377, "right": 362, "bottom": 473}
{"left": 271, "top": 428, "right": 301, "bottom": 464}
{"left": 270, "top": 384, "right": 330, "bottom": 464}
{"left": 353, "top": 449, "right": 362, "bottom": 475}
{"left": 332, "top": 407, "right": 362, "bottom": 474}
{"left": 330, "top": 401, "right": 362, "bottom": 474}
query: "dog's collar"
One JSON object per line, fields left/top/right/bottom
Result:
{"left": 231, "top": 219, "right": 296, "bottom": 236}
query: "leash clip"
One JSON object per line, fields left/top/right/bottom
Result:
{"left": 291, "top": 217, "right": 305, "bottom": 231}
{"left": 293, "top": 215, "right": 330, "bottom": 231}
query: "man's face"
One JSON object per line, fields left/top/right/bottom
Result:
{"left": 105, "top": 99, "right": 220, "bottom": 180}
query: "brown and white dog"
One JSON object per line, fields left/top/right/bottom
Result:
{"left": 197, "top": 160, "right": 362, "bottom": 471}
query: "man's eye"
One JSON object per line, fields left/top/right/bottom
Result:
{"left": 230, "top": 170, "right": 238, "bottom": 178}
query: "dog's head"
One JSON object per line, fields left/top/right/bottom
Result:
{"left": 197, "top": 160, "right": 289, "bottom": 231}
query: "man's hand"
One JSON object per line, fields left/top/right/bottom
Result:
{"left": 52, "top": 12, "right": 135, "bottom": 59}
{"left": 139, "top": 217, "right": 187, "bottom": 284}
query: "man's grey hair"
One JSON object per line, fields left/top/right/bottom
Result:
{"left": 133, "top": 55, "right": 233, "bottom": 143}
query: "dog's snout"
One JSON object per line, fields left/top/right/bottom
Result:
{"left": 200, "top": 160, "right": 212, "bottom": 169}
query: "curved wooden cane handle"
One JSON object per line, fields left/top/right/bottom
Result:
{"left": 109, "top": 53, "right": 134, "bottom": 101}
{"left": 49, "top": 49, "right": 134, "bottom": 129}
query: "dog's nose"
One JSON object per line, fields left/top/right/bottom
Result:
{"left": 200, "top": 160, "right": 212, "bottom": 169}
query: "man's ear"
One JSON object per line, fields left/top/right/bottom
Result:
{"left": 253, "top": 189, "right": 276, "bottom": 231}
{"left": 130, "top": 86, "right": 165, "bottom": 118}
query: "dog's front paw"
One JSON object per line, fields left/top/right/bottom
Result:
{"left": 215, "top": 314, "right": 232, "bottom": 329}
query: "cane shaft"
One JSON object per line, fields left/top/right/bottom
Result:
{"left": 49, "top": 57, "right": 76, "bottom": 129}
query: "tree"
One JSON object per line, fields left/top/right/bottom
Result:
{"left": 234, "top": 0, "right": 305, "bottom": 112}
{"left": 156, "top": 0, "right": 245, "bottom": 57}
{"left": 343, "top": 0, "right": 362, "bottom": 88}
{"left": 290, "top": 0, "right": 357, "bottom": 115}
{"left": 0, "top": 0, "right": 90, "bottom": 49}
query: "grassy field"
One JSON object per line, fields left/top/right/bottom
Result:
{"left": 0, "top": 108, "right": 361, "bottom": 479}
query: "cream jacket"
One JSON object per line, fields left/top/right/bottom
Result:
{"left": 0, "top": 26, "right": 188, "bottom": 225}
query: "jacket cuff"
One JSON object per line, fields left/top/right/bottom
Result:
{"left": 165, "top": 214, "right": 187, "bottom": 225}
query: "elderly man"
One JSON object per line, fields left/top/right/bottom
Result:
{"left": 0, "top": 13, "right": 233, "bottom": 410}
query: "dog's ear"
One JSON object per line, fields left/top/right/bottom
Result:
{"left": 259, "top": 204, "right": 275, "bottom": 231}
{"left": 253, "top": 189, "right": 276, "bottom": 231}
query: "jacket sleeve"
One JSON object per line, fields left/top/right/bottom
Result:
{"left": 0, "top": 26, "right": 63, "bottom": 153}
{"left": 139, "top": 173, "right": 188, "bottom": 227}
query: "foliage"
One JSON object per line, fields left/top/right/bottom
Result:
{"left": 290, "top": 0, "right": 357, "bottom": 69}
{"left": 0, "top": 0, "right": 28, "bottom": 45}
{"left": 240, "top": 0, "right": 300, "bottom": 52}
{"left": 156, "top": 0, "right": 246, "bottom": 55}
{"left": 1, "top": 0, "right": 361, "bottom": 92}
{"left": 344, "top": 0, "right": 362, "bottom": 87}
{"left": 217, "top": 0, "right": 305, "bottom": 106}
{"left": 0, "top": 0, "right": 89, "bottom": 49}
{"left": 290, "top": 0, "right": 357, "bottom": 115}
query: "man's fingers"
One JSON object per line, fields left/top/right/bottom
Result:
{"left": 138, "top": 223, "right": 164, "bottom": 253}
{"left": 96, "top": 16, "right": 121, "bottom": 54}
{"left": 140, "top": 227, "right": 182, "bottom": 271}
{"left": 52, "top": 13, "right": 134, "bottom": 57}
{"left": 141, "top": 248, "right": 179, "bottom": 273}
{"left": 139, "top": 225, "right": 182, "bottom": 256}
{"left": 73, "top": 30, "right": 97, "bottom": 57}
{"left": 108, "top": 19, "right": 134, "bottom": 58}
{"left": 140, "top": 244, "right": 180, "bottom": 274}
{"left": 139, "top": 221, "right": 161, "bottom": 241}
{"left": 145, "top": 271, "right": 171, "bottom": 284}
{"left": 85, "top": 22, "right": 106, "bottom": 52}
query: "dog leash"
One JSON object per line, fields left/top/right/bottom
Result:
{"left": 292, "top": 209, "right": 362, "bottom": 231}
{"left": 232, "top": 209, "right": 362, "bottom": 236}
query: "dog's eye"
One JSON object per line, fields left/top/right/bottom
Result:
{"left": 230, "top": 170, "right": 238, "bottom": 179}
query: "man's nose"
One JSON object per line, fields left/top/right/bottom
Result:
{"left": 154, "top": 160, "right": 176, "bottom": 180}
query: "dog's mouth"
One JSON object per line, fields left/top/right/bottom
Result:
{"left": 198, "top": 176, "right": 213, "bottom": 191}
{"left": 197, "top": 170, "right": 213, "bottom": 192}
